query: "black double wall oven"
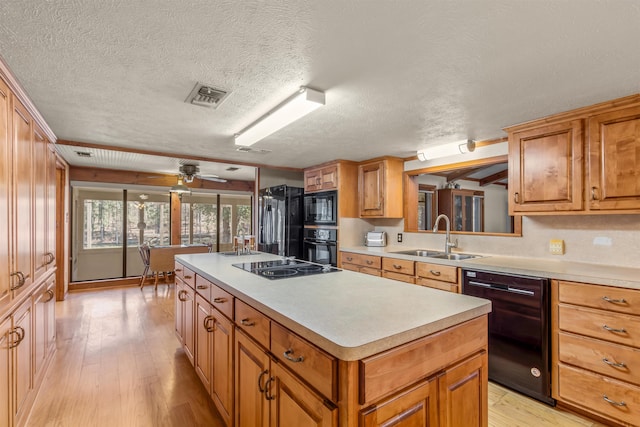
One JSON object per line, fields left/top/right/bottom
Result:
{"left": 303, "top": 190, "right": 338, "bottom": 266}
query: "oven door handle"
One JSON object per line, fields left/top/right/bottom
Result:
{"left": 304, "top": 240, "right": 336, "bottom": 246}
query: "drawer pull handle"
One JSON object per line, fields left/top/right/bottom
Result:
{"left": 9, "top": 326, "right": 25, "bottom": 348}
{"left": 10, "top": 271, "right": 26, "bottom": 290}
{"left": 204, "top": 315, "right": 215, "bottom": 332}
{"left": 346, "top": 257, "right": 353, "bottom": 261}
{"left": 283, "top": 349, "right": 304, "bottom": 363}
{"left": 366, "top": 260, "right": 373, "bottom": 265}
{"left": 257, "top": 370, "right": 269, "bottom": 393}
{"left": 213, "top": 297, "right": 226, "bottom": 304}
{"left": 184, "top": 275, "right": 193, "bottom": 279}
{"left": 602, "top": 325, "right": 627, "bottom": 334}
{"left": 602, "top": 358, "right": 627, "bottom": 369}
{"left": 393, "top": 264, "right": 402, "bottom": 269}
{"left": 429, "top": 270, "right": 441, "bottom": 276}
{"left": 178, "top": 290, "right": 189, "bottom": 302}
{"left": 44, "top": 289, "right": 55, "bottom": 302}
{"left": 175, "top": 268, "right": 183, "bottom": 272}
{"left": 602, "top": 296, "right": 627, "bottom": 304}
{"left": 197, "top": 285, "right": 208, "bottom": 290}
{"left": 602, "top": 395, "right": 626, "bottom": 407}
{"left": 241, "top": 318, "right": 256, "bottom": 327}
{"left": 264, "top": 377, "right": 275, "bottom": 400}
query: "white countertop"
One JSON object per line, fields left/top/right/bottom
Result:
{"left": 341, "top": 245, "right": 640, "bottom": 290}
{"left": 176, "top": 252, "right": 491, "bottom": 361}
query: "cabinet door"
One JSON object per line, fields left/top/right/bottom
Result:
{"left": 235, "top": 330, "right": 270, "bottom": 427}
{"left": 509, "top": 120, "right": 583, "bottom": 213}
{"left": 195, "top": 294, "right": 213, "bottom": 391}
{"left": 175, "top": 279, "right": 186, "bottom": 344}
{"left": 13, "top": 298, "right": 33, "bottom": 425}
{"left": 33, "top": 124, "right": 48, "bottom": 281}
{"left": 588, "top": 105, "right": 640, "bottom": 210}
{"left": 212, "top": 310, "right": 234, "bottom": 426}
{"left": 46, "top": 145, "right": 57, "bottom": 272}
{"left": 0, "top": 77, "right": 10, "bottom": 313}
{"left": 304, "top": 169, "right": 322, "bottom": 193}
{"left": 360, "top": 161, "right": 384, "bottom": 217}
{"left": 0, "top": 316, "right": 11, "bottom": 427}
{"left": 438, "top": 351, "right": 488, "bottom": 427}
{"left": 12, "top": 98, "right": 33, "bottom": 296}
{"left": 320, "top": 165, "right": 338, "bottom": 190}
{"left": 183, "top": 285, "right": 195, "bottom": 366}
{"left": 360, "top": 378, "right": 437, "bottom": 427}
{"left": 270, "top": 362, "right": 337, "bottom": 427}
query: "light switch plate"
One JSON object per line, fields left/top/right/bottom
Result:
{"left": 549, "top": 239, "right": 565, "bottom": 255}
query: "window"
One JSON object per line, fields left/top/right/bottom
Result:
{"left": 127, "top": 192, "right": 170, "bottom": 246}
{"left": 181, "top": 194, "right": 218, "bottom": 245}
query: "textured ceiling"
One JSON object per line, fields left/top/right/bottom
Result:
{"left": 1, "top": 0, "right": 639, "bottom": 172}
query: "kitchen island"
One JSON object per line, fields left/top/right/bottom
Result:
{"left": 174, "top": 251, "right": 491, "bottom": 427}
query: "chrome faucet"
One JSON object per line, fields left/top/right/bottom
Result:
{"left": 433, "top": 214, "right": 457, "bottom": 255}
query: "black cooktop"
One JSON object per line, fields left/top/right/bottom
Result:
{"left": 232, "top": 259, "right": 340, "bottom": 280}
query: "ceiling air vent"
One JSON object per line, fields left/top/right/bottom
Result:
{"left": 236, "top": 146, "right": 272, "bottom": 154}
{"left": 226, "top": 166, "right": 240, "bottom": 171}
{"left": 185, "top": 83, "right": 230, "bottom": 109}
{"left": 75, "top": 151, "right": 92, "bottom": 158}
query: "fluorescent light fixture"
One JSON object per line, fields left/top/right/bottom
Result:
{"left": 417, "top": 139, "right": 476, "bottom": 161}
{"left": 234, "top": 86, "right": 325, "bottom": 147}
{"left": 169, "top": 177, "right": 191, "bottom": 194}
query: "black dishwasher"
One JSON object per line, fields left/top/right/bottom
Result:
{"left": 462, "top": 269, "right": 555, "bottom": 405}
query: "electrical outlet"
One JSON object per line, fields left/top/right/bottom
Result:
{"left": 549, "top": 239, "right": 565, "bottom": 255}
{"left": 397, "top": 233, "right": 403, "bottom": 243}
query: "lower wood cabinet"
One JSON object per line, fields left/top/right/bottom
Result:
{"left": 415, "top": 262, "right": 460, "bottom": 293}
{"left": 340, "top": 252, "right": 381, "bottom": 277}
{"left": 175, "top": 277, "right": 195, "bottom": 366}
{"left": 235, "top": 329, "right": 270, "bottom": 427}
{"left": 438, "top": 351, "right": 487, "bottom": 427}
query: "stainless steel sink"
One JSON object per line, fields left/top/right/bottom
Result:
{"left": 428, "top": 253, "right": 480, "bottom": 261}
{"left": 390, "top": 249, "right": 481, "bottom": 260}
{"left": 391, "top": 249, "right": 446, "bottom": 257}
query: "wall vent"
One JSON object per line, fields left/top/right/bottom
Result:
{"left": 226, "top": 166, "right": 240, "bottom": 171}
{"left": 185, "top": 83, "right": 230, "bottom": 109}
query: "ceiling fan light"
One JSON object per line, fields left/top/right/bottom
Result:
{"left": 170, "top": 177, "right": 191, "bottom": 194}
{"left": 417, "top": 139, "right": 475, "bottom": 161}
{"left": 234, "top": 86, "right": 325, "bottom": 147}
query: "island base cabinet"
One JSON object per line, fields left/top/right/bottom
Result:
{"left": 235, "top": 330, "right": 338, "bottom": 427}
{"left": 438, "top": 351, "right": 488, "bottom": 427}
{"left": 175, "top": 278, "right": 195, "bottom": 366}
{"left": 360, "top": 378, "right": 438, "bottom": 427}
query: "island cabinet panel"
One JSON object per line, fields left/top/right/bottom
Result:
{"left": 175, "top": 277, "right": 195, "bottom": 366}
{"left": 271, "top": 322, "right": 338, "bottom": 401}
{"left": 235, "top": 330, "right": 270, "bottom": 427}
{"left": 588, "top": 105, "right": 640, "bottom": 211}
{"left": 235, "top": 299, "right": 271, "bottom": 349}
{"left": 359, "top": 378, "right": 438, "bottom": 427}
{"left": 270, "top": 362, "right": 338, "bottom": 427}
{"left": 508, "top": 119, "right": 584, "bottom": 214}
{"left": 553, "top": 279, "right": 640, "bottom": 427}
{"left": 359, "top": 316, "right": 487, "bottom": 406}
{"left": 195, "top": 294, "right": 213, "bottom": 391}
{"left": 438, "top": 351, "right": 488, "bottom": 427}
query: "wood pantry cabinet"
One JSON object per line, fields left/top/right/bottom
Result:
{"left": 506, "top": 94, "right": 640, "bottom": 215}
{"left": 552, "top": 280, "right": 640, "bottom": 426}
{"left": 358, "top": 157, "right": 404, "bottom": 218}
{"left": 1, "top": 68, "right": 58, "bottom": 427}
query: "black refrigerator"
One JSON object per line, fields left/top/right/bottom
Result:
{"left": 258, "top": 185, "right": 303, "bottom": 258}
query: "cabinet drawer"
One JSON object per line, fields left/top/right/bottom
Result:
{"left": 559, "top": 332, "right": 640, "bottom": 386}
{"left": 271, "top": 322, "right": 337, "bottom": 401}
{"left": 416, "top": 277, "right": 458, "bottom": 293}
{"left": 382, "top": 257, "right": 415, "bottom": 276}
{"left": 382, "top": 271, "right": 415, "bottom": 284}
{"left": 360, "top": 267, "right": 382, "bottom": 277}
{"left": 340, "top": 252, "right": 381, "bottom": 269}
{"left": 558, "top": 364, "right": 640, "bottom": 426}
{"left": 415, "top": 262, "right": 457, "bottom": 284}
{"left": 559, "top": 304, "right": 640, "bottom": 348}
{"left": 559, "top": 281, "right": 640, "bottom": 315}
{"left": 210, "top": 283, "right": 234, "bottom": 320}
{"left": 359, "top": 316, "right": 487, "bottom": 405}
{"left": 194, "top": 275, "right": 212, "bottom": 300}
{"left": 174, "top": 262, "right": 196, "bottom": 288}
{"left": 235, "top": 300, "right": 270, "bottom": 349}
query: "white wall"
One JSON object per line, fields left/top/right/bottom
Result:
{"left": 259, "top": 168, "right": 304, "bottom": 190}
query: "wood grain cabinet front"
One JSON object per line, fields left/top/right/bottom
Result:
{"left": 554, "top": 280, "right": 640, "bottom": 426}
{"left": 358, "top": 158, "right": 404, "bottom": 219}
{"left": 415, "top": 262, "right": 459, "bottom": 293}
{"left": 381, "top": 257, "right": 415, "bottom": 284}
{"left": 340, "top": 252, "right": 382, "bottom": 276}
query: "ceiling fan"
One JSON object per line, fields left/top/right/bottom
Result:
{"left": 179, "top": 163, "right": 227, "bottom": 183}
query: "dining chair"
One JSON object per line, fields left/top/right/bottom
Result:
{"left": 138, "top": 243, "right": 150, "bottom": 288}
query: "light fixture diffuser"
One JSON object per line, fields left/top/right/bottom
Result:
{"left": 417, "top": 139, "right": 475, "bottom": 161}
{"left": 234, "top": 86, "right": 325, "bottom": 147}
{"left": 169, "top": 176, "right": 191, "bottom": 194}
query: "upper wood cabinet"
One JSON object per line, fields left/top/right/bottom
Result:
{"left": 304, "top": 164, "right": 338, "bottom": 192}
{"left": 358, "top": 157, "right": 404, "bottom": 218}
{"left": 0, "top": 77, "right": 10, "bottom": 313}
{"left": 588, "top": 105, "right": 640, "bottom": 211}
{"left": 506, "top": 94, "right": 640, "bottom": 215}
{"left": 508, "top": 120, "right": 584, "bottom": 214}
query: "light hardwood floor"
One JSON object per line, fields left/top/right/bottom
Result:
{"left": 27, "top": 286, "right": 606, "bottom": 427}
